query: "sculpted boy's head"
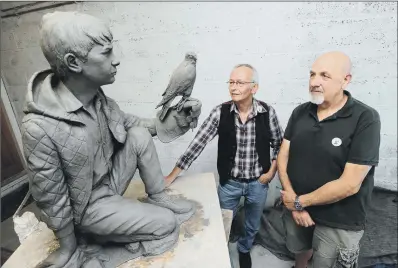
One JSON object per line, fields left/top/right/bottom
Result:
{"left": 40, "top": 11, "right": 119, "bottom": 85}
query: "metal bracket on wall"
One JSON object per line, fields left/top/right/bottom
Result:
{"left": 0, "top": 1, "right": 80, "bottom": 18}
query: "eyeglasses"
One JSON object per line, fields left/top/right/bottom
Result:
{"left": 226, "top": 81, "right": 255, "bottom": 88}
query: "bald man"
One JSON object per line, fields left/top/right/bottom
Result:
{"left": 277, "top": 52, "right": 381, "bottom": 268}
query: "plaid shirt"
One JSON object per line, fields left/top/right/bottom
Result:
{"left": 176, "top": 99, "right": 284, "bottom": 179}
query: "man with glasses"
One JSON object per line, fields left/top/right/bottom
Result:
{"left": 166, "top": 64, "right": 284, "bottom": 268}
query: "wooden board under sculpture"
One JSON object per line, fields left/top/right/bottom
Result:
{"left": 3, "top": 173, "right": 232, "bottom": 268}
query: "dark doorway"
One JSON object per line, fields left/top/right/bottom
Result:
{"left": 1, "top": 98, "right": 25, "bottom": 186}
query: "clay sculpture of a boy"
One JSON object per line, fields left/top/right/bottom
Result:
{"left": 21, "top": 11, "right": 201, "bottom": 268}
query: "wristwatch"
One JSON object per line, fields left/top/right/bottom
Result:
{"left": 294, "top": 196, "right": 304, "bottom": 211}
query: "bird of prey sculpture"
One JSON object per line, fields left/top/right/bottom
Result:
{"left": 156, "top": 52, "right": 197, "bottom": 121}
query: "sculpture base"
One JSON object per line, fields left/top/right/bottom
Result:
{"left": 3, "top": 173, "right": 232, "bottom": 268}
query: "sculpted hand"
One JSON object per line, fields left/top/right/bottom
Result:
{"left": 36, "top": 246, "right": 76, "bottom": 268}
{"left": 174, "top": 97, "right": 202, "bottom": 130}
{"left": 36, "top": 233, "right": 77, "bottom": 268}
{"left": 292, "top": 210, "right": 315, "bottom": 227}
{"left": 155, "top": 97, "right": 202, "bottom": 143}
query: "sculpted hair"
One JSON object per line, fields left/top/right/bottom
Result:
{"left": 39, "top": 11, "right": 113, "bottom": 79}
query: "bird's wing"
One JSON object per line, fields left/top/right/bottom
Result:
{"left": 158, "top": 63, "right": 196, "bottom": 106}
{"left": 161, "top": 61, "right": 189, "bottom": 95}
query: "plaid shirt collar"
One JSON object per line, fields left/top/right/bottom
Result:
{"left": 230, "top": 98, "right": 267, "bottom": 117}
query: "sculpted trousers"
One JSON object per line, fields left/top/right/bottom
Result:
{"left": 78, "top": 127, "right": 177, "bottom": 244}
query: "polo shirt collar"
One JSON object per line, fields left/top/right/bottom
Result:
{"left": 309, "top": 90, "right": 354, "bottom": 119}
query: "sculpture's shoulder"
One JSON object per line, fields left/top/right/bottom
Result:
{"left": 21, "top": 114, "right": 57, "bottom": 138}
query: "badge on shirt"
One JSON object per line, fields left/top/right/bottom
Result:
{"left": 331, "top": 137, "right": 342, "bottom": 147}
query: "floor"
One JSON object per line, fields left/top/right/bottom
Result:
{"left": 229, "top": 242, "right": 294, "bottom": 268}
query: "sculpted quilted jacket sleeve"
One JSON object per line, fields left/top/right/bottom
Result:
{"left": 105, "top": 97, "right": 157, "bottom": 136}
{"left": 22, "top": 120, "right": 75, "bottom": 237}
{"left": 122, "top": 111, "right": 157, "bottom": 136}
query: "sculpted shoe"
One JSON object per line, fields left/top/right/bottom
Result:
{"left": 141, "top": 224, "right": 180, "bottom": 256}
{"left": 125, "top": 242, "right": 141, "bottom": 254}
{"left": 125, "top": 225, "right": 180, "bottom": 257}
{"left": 147, "top": 191, "right": 193, "bottom": 214}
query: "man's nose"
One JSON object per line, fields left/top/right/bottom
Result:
{"left": 310, "top": 76, "right": 321, "bottom": 87}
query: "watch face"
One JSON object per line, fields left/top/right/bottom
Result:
{"left": 294, "top": 197, "right": 302, "bottom": 210}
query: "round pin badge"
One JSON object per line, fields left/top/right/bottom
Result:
{"left": 331, "top": 137, "right": 342, "bottom": 147}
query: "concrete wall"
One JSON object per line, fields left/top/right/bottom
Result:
{"left": 1, "top": 2, "right": 397, "bottom": 192}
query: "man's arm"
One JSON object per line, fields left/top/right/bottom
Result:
{"left": 277, "top": 139, "right": 296, "bottom": 194}
{"left": 22, "top": 121, "right": 76, "bottom": 267}
{"left": 299, "top": 163, "right": 371, "bottom": 207}
{"left": 276, "top": 105, "right": 299, "bottom": 193}
{"left": 299, "top": 118, "right": 381, "bottom": 208}
{"left": 262, "top": 106, "right": 284, "bottom": 181}
{"left": 166, "top": 106, "right": 221, "bottom": 184}
{"left": 277, "top": 138, "right": 316, "bottom": 227}
{"left": 268, "top": 105, "right": 284, "bottom": 162}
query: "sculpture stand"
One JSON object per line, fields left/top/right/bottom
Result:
{"left": 3, "top": 173, "right": 232, "bottom": 268}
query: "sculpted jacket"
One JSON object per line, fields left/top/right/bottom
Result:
{"left": 21, "top": 69, "right": 157, "bottom": 236}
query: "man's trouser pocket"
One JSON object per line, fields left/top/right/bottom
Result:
{"left": 311, "top": 224, "right": 364, "bottom": 268}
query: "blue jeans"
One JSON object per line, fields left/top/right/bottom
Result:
{"left": 217, "top": 178, "right": 269, "bottom": 253}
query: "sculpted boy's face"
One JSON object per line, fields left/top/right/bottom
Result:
{"left": 79, "top": 42, "right": 120, "bottom": 86}
{"left": 64, "top": 41, "right": 120, "bottom": 86}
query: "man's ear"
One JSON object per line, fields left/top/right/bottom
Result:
{"left": 251, "top": 84, "right": 259, "bottom": 94}
{"left": 342, "top": 74, "right": 352, "bottom": 90}
{"left": 63, "top": 53, "right": 83, "bottom": 74}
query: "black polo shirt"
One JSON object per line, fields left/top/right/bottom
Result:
{"left": 284, "top": 90, "right": 381, "bottom": 231}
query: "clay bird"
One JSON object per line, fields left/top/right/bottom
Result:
{"left": 156, "top": 52, "right": 197, "bottom": 121}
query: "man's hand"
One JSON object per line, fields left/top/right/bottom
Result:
{"left": 292, "top": 210, "right": 315, "bottom": 227}
{"left": 165, "top": 166, "right": 183, "bottom": 188}
{"left": 258, "top": 172, "right": 273, "bottom": 184}
{"left": 280, "top": 190, "right": 297, "bottom": 210}
{"left": 156, "top": 97, "right": 202, "bottom": 143}
{"left": 165, "top": 175, "right": 175, "bottom": 188}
